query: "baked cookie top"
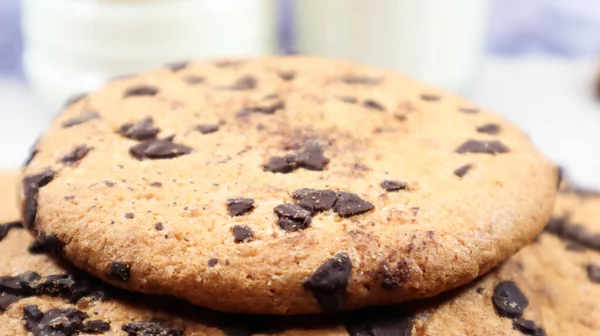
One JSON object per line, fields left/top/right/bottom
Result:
{"left": 21, "top": 56, "right": 558, "bottom": 314}
{"left": 516, "top": 187, "right": 600, "bottom": 336}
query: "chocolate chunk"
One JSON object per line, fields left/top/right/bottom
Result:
{"left": 63, "top": 93, "right": 87, "bottom": 108}
{"left": 376, "top": 259, "right": 411, "bottom": 289}
{"left": 84, "top": 320, "right": 111, "bottom": 334}
{"left": 149, "top": 182, "right": 163, "bottom": 188}
{"left": 122, "top": 322, "right": 184, "bottom": 336}
{"left": 536, "top": 328, "right": 547, "bottom": 336}
{"left": 226, "top": 198, "right": 255, "bottom": 217}
{"left": 513, "top": 318, "right": 539, "bottom": 335}
{"left": 297, "top": 145, "right": 329, "bottom": 171}
{"left": 476, "top": 287, "right": 485, "bottom": 294}
{"left": 362, "top": 99, "right": 385, "bottom": 111}
{"left": 36, "top": 232, "right": 64, "bottom": 254}
{"left": 154, "top": 222, "right": 164, "bottom": 231}
{"left": 565, "top": 241, "right": 586, "bottom": 252}
{"left": 337, "top": 96, "right": 358, "bottom": 104}
{"left": 130, "top": 139, "right": 193, "bottom": 160}
{"left": 293, "top": 188, "right": 338, "bottom": 212}
{"left": 25, "top": 307, "right": 88, "bottom": 336}
{"left": 303, "top": 252, "right": 352, "bottom": 312}
{"left": 119, "top": 117, "right": 160, "bottom": 141}
{"left": 23, "top": 305, "right": 43, "bottom": 321}
{"left": 453, "top": 164, "right": 473, "bottom": 178}
{"left": 27, "top": 241, "right": 46, "bottom": 254}
{"left": 166, "top": 61, "right": 188, "bottom": 72}
{"left": 124, "top": 213, "right": 135, "bottom": 219}
{"left": 184, "top": 75, "right": 205, "bottom": 85}
{"left": 587, "top": 263, "right": 600, "bottom": 283}
{"left": 420, "top": 94, "right": 440, "bottom": 101}
{"left": 62, "top": 110, "right": 100, "bottom": 128}
{"left": 459, "top": 107, "right": 480, "bottom": 114}
{"left": 232, "top": 225, "right": 254, "bottom": 243}
{"left": 476, "top": 123, "right": 501, "bottom": 135}
{"left": 61, "top": 145, "right": 93, "bottom": 164}
{"left": 544, "top": 216, "right": 566, "bottom": 234}
{"left": 274, "top": 204, "right": 312, "bottom": 232}
{"left": 227, "top": 76, "right": 257, "bottom": 90}
{"left": 380, "top": 180, "right": 408, "bottom": 192}
{"left": 278, "top": 71, "right": 296, "bottom": 81}
{"left": 0, "top": 221, "right": 22, "bottom": 242}
{"left": 108, "top": 262, "right": 130, "bottom": 282}
{"left": 0, "top": 272, "right": 42, "bottom": 293}
{"left": 456, "top": 139, "right": 510, "bottom": 155}
{"left": 208, "top": 258, "right": 218, "bottom": 267}
{"left": 252, "top": 101, "right": 285, "bottom": 114}
{"left": 341, "top": 76, "right": 381, "bottom": 85}
{"left": 0, "top": 293, "right": 19, "bottom": 311}
{"left": 195, "top": 124, "right": 220, "bottom": 134}
{"left": 346, "top": 307, "right": 414, "bottom": 336}
{"left": 23, "top": 169, "right": 55, "bottom": 230}
{"left": 492, "top": 281, "right": 529, "bottom": 318}
{"left": 124, "top": 85, "right": 159, "bottom": 98}
{"left": 334, "top": 192, "right": 374, "bottom": 217}
{"left": 264, "top": 155, "right": 298, "bottom": 174}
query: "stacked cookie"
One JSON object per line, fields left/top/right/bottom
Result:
{"left": 2, "top": 57, "right": 564, "bottom": 335}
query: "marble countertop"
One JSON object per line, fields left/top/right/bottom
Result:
{"left": 2, "top": 55, "right": 599, "bottom": 187}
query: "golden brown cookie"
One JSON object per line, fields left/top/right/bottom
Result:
{"left": 0, "top": 171, "right": 547, "bottom": 336}
{"left": 515, "top": 188, "right": 600, "bottom": 336}
{"left": 21, "top": 56, "right": 558, "bottom": 314}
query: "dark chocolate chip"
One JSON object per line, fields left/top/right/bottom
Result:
{"left": 166, "top": 61, "right": 188, "bottom": 72}
{"left": 226, "top": 198, "right": 255, "bottom": 217}
{"left": 23, "top": 305, "right": 43, "bottom": 321}
{"left": 62, "top": 110, "right": 100, "bottom": 128}
{"left": 420, "top": 94, "right": 440, "bottom": 102}
{"left": 380, "top": 180, "right": 408, "bottom": 192}
{"left": 0, "top": 293, "right": 19, "bottom": 311}
{"left": 184, "top": 75, "right": 205, "bottom": 85}
{"left": 23, "top": 169, "right": 55, "bottom": 230}
{"left": 513, "top": 318, "right": 539, "bottom": 335}
{"left": 264, "top": 155, "right": 298, "bottom": 174}
{"left": 346, "top": 307, "right": 414, "bottom": 336}
{"left": 565, "top": 241, "right": 586, "bottom": 252}
{"left": 476, "top": 123, "right": 501, "bottom": 135}
{"left": 124, "top": 85, "right": 159, "bottom": 98}
{"left": 376, "top": 259, "right": 411, "bottom": 289}
{"left": 278, "top": 71, "right": 296, "bottom": 81}
{"left": 119, "top": 117, "right": 160, "bottom": 141}
{"left": 362, "top": 99, "right": 385, "bottom": 111}
{"left": 303, "top": 252, "right": 352, "bottom": 312}
{"left": 274, "top": 204, "right": 312, "bottom": 232}
{"left": 228, "top": 76, "right": 257, "bottom": 90}
{"left": 130, "top": 139, "right": 193, "bottom": 160}
{"left": 544, "top": 216, "right": 566, "bottom": 235}
{"left": 492, "top": 281, "right": 529, "bottom": 318}
{"left": 536, "top": 328, "right": 547, "bottom": 336}
{"left": 61, "top": 145, "right": 93, "bottom": 164}
{"left": 208, "top": 258, "right": 218, "bottom": 267}
{"left": 108, "top": 262, "right": 130, "bottom": 282}
{"left": 122, "top": 322, "right": 184, "bottom": 336}
{"left": 456, "top": 139, "right": 510, "bottom": 155}
{"left": 337, "top": 96, "right": 358, "bottom": 104}
{"left": 63, "top": 93, "right": 87, "bottom": 108}
{"left": 297, "top": 145, "right": 329, "bottom": 171}
{"left": 83, "top": 320, "right": 111, "bottom": 334}
{"left": 36, "top": 232, "right": 64, "bottom": 254}
{"left": 476, "top": 287, "right": 485, "bottom": 294}
{"left": 154, "top": 222, "right": 164, "bottom": 231}
{"left": 341, "top": 76, "right": 381, "bottom": 85}
{"left": 0, "top": 221, "right": 22, "bottom": 242}
{"left": 195, "top": 124, "right": 220, "bottom": 134}
{"left": 232, "top": 225, "right": 254, "bottom": 243}
{"left": 149, "top": 182, "right": 163, "bottom": 188}
{"left": 453, "top": 164, "right": 473, "bottom": 178}
{"left": 253, "top": 101, "right": 285, "bottom": 114}
{"left": 334, "top": 192, "right": 375, "bottom": 218}
{"left": 460, "top": 107, "right": 480, "bottom": 114}
{"left": 586, "top": 263, "right": 600, "bottom": 283}
{"left": 124, "top": 213, "right": 135, "bottom": 219}
{"left": 24, "top": 307, "right": 88, "bottom": 336}
{"left": 293, "top": 188, "right": 338, "bottom": 213}
{"left": 27, "top": 241, "right": 46, "bottom": 254}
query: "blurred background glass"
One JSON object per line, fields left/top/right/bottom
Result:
{"left": 1, "top": 0, "right": 599, "bottom": 186}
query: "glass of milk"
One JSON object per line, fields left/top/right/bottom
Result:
{"left": 294, "top": 0, "right": 491, "bottom": 93}
{"left": 21, "top": 0, "right": 276, "bottom": 108}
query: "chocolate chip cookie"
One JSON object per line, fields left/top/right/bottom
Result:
{"left": 515, "top": 187, "right": 600, "bottom": 335}
{"left": 0, "top": 171, "right": 546, "bottom": 335}
{"left": 21, "top": 56, "right": 558, "bottom": 314}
